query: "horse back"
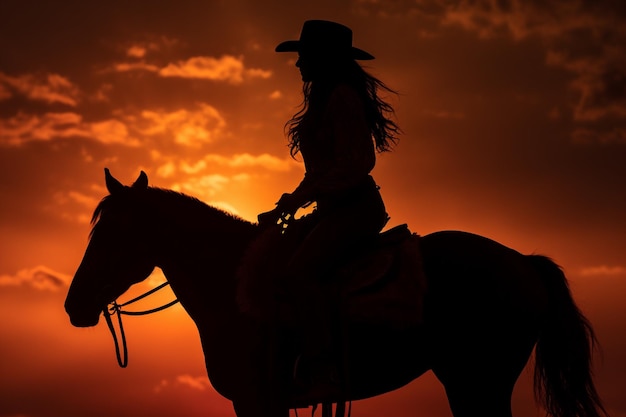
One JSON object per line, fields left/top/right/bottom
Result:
{"left": 419, "top": 230, "right": 549, "bottom": 326}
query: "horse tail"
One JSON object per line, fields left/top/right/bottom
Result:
{"left": 528, "top": 255, "right": 608, "bottom": 417}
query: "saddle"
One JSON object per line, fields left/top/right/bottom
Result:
{"left": 236, "top": 223, "right": 426, "bottom": 329}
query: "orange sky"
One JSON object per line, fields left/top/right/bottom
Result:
{"left": 1, "top": 1, "right": 625, "bottom": 416}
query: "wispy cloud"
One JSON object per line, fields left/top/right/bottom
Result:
{"left": 571, "top": 127, "right": 626, "bottom": 145}
{"left": 580, "top": 265, "right": 626, "bottom": 277}
{"left": 110, "top": 54, "right": 272, "bottom": 84}
{"left": 0, "top": 83, "right": 11, "bottom": 100}
{"left": 0, "top": 102, "right": 232, "bottom": 148}
{"left": 171, "top": 174, "right": 231, "bottom": 198}
{"left": 52, "top": 189, "right": 102, "bottom": 223}
{"left": 546, "top": 50, "right": 626, "bottom": 124}
{"left": 126, "top": 45, "right": 148, "bottom": 58}
{"left": 423, "top": 109, "right": 466, "bottom": 120}
{"left": 0, "top": 112, "right": 140, "bottom": 147}
{"left": 168, "top": 173, "right": 252, "bottom": 216}
{"left": 153, "top": 374, "right": 213, "bottom": 393}
{"left": 154, "top": 153, "right": 297, "bottom": 180}
{"left": 90, "top": 119, "right": 138, "bottom": 146}
{"left": 175, "top": 374, "right": 212, "bottom": 391}
{"left": 203, "top": 153, "right": 297, "bottom": 171}
{"left": 0, "top": 266, "right": 71, "bottom": 291}
{"left": 159, "top": 55, "right": 271, "bottom": 83}
{"left": 113, "top": 62, "right": 160, "bottom": 73}
{"left": 123, "top": 36, "right": 180, "bottom": 58}
{"left": 0, "top": 71, "right": 80, "bottom": 106}
{"left": 156, "top": 161, "right": 177, "bottom": 178}
{"left": 0, "top": 112, "right": 83, "bottom": 145}
{"left": 438, "top": 1, "right": 626, "bottom": 132}
{"left": 359, "top": 0, "right": 626, "bottom": 142}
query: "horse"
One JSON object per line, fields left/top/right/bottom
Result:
{"left": 64, "top": 169, "right": 608, "bottom": 417}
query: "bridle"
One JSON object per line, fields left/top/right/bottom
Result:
{"left": 103, "top": 281, "right": 179, "bottom": 368}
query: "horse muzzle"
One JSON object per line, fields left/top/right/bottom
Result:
{"left": 64, "top": 295, "right": 104, "bottom": 327}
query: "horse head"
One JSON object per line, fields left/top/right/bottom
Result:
{"left": 65, "top": 169, "right": 157, "bottom": 327}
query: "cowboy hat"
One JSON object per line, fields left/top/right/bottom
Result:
{"left": 275, "top": 20, "right": 375, "bottom": 60}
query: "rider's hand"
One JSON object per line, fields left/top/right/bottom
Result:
{"left": 276, "top": 192, "right": 301, "bottom": 215}
{"left": 257, "top": 207, "right": 283, "bottom": 227}
{"left": 257, "top": 192, "right": 307, "bottom": 228}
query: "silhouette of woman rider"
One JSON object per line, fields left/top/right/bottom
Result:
{"left": 258, "top": 19, "right": 400, "bottom": 388}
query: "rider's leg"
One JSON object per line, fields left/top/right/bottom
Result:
{"left": 284, "top": 199, "right": 385, "bottom": 391}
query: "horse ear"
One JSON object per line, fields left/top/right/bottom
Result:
{"left": 132, "top": 171, "right": 148, "bottom": 189}
{"left": 104, "top": 168, "right": 125, "bottom": 195}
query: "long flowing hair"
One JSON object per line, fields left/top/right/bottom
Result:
{"left": 286, "top": 59, "right": 400, "bottom": 157}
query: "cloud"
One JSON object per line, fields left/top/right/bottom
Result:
{"left": 0, "top": 112, "right": 140, "bottom": 147}
{"left": 180, "top": 160, "right": 208, "bottom": 174}
{"left": 113, "top": 62, "right": 160, "bottom": 73}
{"left": 0, "top": 103, "right": 231, "bottom": 148}
{"left": 126, "top": 45, "right": 147, "bottom": 58}
{"left": 0, "top": 266, "right": 71, "bottom": 291}
{"left": 423, "top": 109, "right": 466, "bottom": 120}
{"left": 110, "top": 54, "right": 272, "bottom": 84}
{"left": 438, "top": 1, "right": 626, "bottom": 128}
{"left": 138, "top": 103, "right": 226, "bottom": 147}
{"left": 90, "top": 119, "right": 139, "bottom": 145}
{"left": 154, "top": 374, "right": 214, "bottom": 393}
{"left": 54, "top": 190, "right": 100, "bottom": 208}
{"left": 353, "top": 0, "right": 438, "bottom": 18}
{"left": 175, "top": 374, "right": 213, "bottom": 391}
{"left": 154, "top": 153, "right": 297, "bottom": 179}
{"left": 440, "top": 0, "right": 546, "bottom": 40}
{"left": 571, "top": 127, "right": 626, "bottom": 144}
{"left": 0, "top": 83, "right": 11, "bottom": 100}
{"left": 203, "top": 153, "right": 297, "bottom": 171}
{"left": 159, "top": 55, "right": 272, "bottom": 84}
{"left": 0, "top": 112, "right": 82, "bottom": 145}
{"left": 168, "top": 173, "right": 252, "bottom": 215}
{"left": 171, "top": 174, "right": 231, "bottom": 198}
{"left": 0, "top": 71, "right": 80, "bottom": 106}
{"left": 124, "top": 36, "right": 180, "bottom": 57}
{"left": 92, "top": 83, "right": 113, "bottom": 102}
{"left": 580, "top": 265, "right": 626, "bottom": 277}
{"left": 157, "top": 161, "right": 177, "bottom": 178}
{"left": 52, "top": 189, "right": 102, "bottom": 223}
{"left": 359, "top": 0, "right": 626, "bottom": 141}
{"left": 546, "top": 49, "right": 626, "bottom": 123}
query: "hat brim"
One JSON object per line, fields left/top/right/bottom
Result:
{"left": 275, "top": 40, "right": 375, "bottom": 60}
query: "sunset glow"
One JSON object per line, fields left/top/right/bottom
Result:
{"left": 1, "top": 1, "right": 625, "bottom": 416}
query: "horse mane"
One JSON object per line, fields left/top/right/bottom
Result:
{"left": 89, "top": 186, "right": 255, "bottom": 239}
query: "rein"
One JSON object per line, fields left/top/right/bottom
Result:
{"left": 103, "top": 282, "right": 179, "bottom": 368}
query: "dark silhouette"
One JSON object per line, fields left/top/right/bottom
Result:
{"left": 64, "top": 169, "right": 608, "bottom": 417}
{"left": 257, "top": 21, "right": 400, "bottom": 387}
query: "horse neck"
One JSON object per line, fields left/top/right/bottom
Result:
{"left": 148, "top": 196, "right": 256, "bottom": 327}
